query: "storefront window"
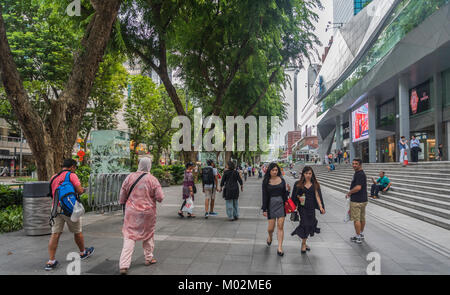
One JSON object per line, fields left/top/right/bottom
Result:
{"left": 377, "top": 98, "right": 395, "bottom": 127}
{"left": 443, "top": 68, "right": 450, "bottom": 106}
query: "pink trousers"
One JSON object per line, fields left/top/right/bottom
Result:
{"left": 119, "top": 237, "right": 155, "bottom": 269}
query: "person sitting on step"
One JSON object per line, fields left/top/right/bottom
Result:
{"left": 370, "top": 171, "right": 391, "bottom": 199}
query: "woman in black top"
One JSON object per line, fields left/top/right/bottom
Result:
{"left": 219, "top": 161, "right": 243, "bottom": 221}
{"left": 262, "top": 163, "right": 291, "bottom": 256}
{"left": 291, "top": 166, "right": 325, "bottom": 253}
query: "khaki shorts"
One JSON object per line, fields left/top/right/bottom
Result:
{"left": 204, "top": 187, "right": 216, "bottom": 200}
{"left": 350, "top": 202, "right": 368, "bottom": 222}
{"left": 51, "top": 214, "right": 82, "bottom": 234}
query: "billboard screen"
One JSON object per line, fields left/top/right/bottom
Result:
{"left": 352, "top": 103, "right": 369, "bottom": 143}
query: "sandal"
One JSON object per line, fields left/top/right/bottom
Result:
{"left": 267, "top": 237, "right": 272, "bottom": 246}
{"left": 178, "top": 211, "right": 184, "bottom": 218}
{"left": 145, "top": 258, "right": 157, "bottom": 266}
{"left": 120, "top": 268, "right": 128, "bottom": 275}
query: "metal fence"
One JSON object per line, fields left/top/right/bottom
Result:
{"left": 88, "top": 173, "right": 130, "bottom": 213}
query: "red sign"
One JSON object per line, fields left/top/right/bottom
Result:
{"left": 410, "top": 89, "right": 419, "bottom": 114}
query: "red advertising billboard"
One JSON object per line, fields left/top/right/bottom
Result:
{"left": 352, "top": 103, "right": 369, "bottom": 143}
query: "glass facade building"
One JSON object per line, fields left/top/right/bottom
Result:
{"left": 354, "top": 0, "right": 372, "bottom": 15}
{"left": 314, "top": 0, "right": 450, "bottom": 163}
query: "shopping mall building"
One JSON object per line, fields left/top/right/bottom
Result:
{"left": 314, "top": 0, "right": 450, "bottom": 163}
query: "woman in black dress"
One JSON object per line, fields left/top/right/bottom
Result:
{"left": 262, "top": 163, "right": 291, "bottom": 256}
{"left": 291, "top": 166, "right": 325, "bottom": 253}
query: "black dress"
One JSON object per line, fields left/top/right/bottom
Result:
{"left": 291, "top": 184, "right": 323, "bottom": 239}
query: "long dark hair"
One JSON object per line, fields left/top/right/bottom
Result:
{"left": 297, "top": 166, "right": 320, "bottom": 191}
{"left": 263, "top": 162, "right": 282, "bottom": 187}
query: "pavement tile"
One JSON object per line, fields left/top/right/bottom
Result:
{"left": 185, "top": 262, "right": 221, "bottom": 275}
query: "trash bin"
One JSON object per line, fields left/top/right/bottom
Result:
{"left": 23, "top": 181, "right": 52, "bottom": 236}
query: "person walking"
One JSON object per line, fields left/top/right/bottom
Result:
{"left": 45, "top": 159, "right": 94, "bottom": 271}
{"left": 178, "top": 162, "right": 196, "bottom": 218}
{"left": 219, "top": 161, "right": 244, "bottom": 221}
{"left": 243, "top": 165, "right": 248, "bottom": 181}
{"left": 338, "top": 150, "right": 343, "bottom": 164}
{"left": 398, "top": 136, "right": 409, "bottom": 165}
{"left": 346, "top": 159, "right": 368, "bottom": 244}
{"left": 261, "top": 163, "right": 291, "bottom": 256}
{"left": 202, "top": 160, "right": 218, "bottom": 219}
{"left": 118, "top": 158, "right": 164, "bottom": 275}
{"left": 410, "top": 136, "right": 421, "bottom": 163}
{"left": 437, "top": 143, "right": 444, "bottom": 161}
{"left": 290, "top": 166, "right": 325, "bottom": 254}
{"left": 370, "top": 171, "right": 391, "bottom": 199}
{"left": 343, "top": 151, "right": 348, "bottom": 164}
{"left": 248, "top": 165, "right": 252, "bottom": 177}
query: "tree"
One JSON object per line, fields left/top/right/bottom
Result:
{"left": 145, "top": 86, "right": 178, "bottom": 165}
{"left": 0, "top": 0, "right": 122, "bottom": 180}
{"left": 124, "top": 75, "right": 159, "bottom": 165}
{"left": 79, "top": 53, "right": 128, "bottom": 161}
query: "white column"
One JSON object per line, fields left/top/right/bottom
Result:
{"left": 398, "top": 76, "right": 410, "bottom": 160}
{"left": 369, "top": 97, "right": 377, "bottom": 163}
{"left": 349, "top": 111, "right": 355, "bottom": 162}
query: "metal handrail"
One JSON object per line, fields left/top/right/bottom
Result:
{"left": 88, "top": 173, "right": 130, "bottom": 213}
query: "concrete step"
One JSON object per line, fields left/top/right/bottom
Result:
{"left": 316, "top": 168, "right": 450, "bottom": 178}
{"left": 315, "top": 171, "right": 450, "bottom": 193}
{"left": 317, "top": 178, "right": 450, "bottom": 230}
{"left": 315, "top": 172, "right": 450, "bottom": 203}
{"left": 318, "top": 177, "right": 450, "bottom": 219}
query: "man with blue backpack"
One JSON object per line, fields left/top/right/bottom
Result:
{"left": 45, "top": 159, "right": 94, "bottom": 271}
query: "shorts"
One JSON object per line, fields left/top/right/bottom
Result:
{"left": 204, "top": 187, "right": 216, "bottom": 200}
{"left": 350, "top": 202, "right": 368, "bottom": 222}
{"left": 51, "top": 214, "right": 82, "bottom": 234}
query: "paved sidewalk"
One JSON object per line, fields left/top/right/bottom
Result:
{"left": 0, "top": 175, "right": 449, "bottom": 275}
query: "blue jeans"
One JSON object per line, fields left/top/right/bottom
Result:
{"left": 225, "top": 199, "right": 239, "bottom": 219}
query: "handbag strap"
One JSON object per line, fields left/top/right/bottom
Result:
{"left": 128, "top": 173, "right": 148, "bottom": 198}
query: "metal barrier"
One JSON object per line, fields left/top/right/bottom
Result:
{"left": 88, "top": 173, "right": 130, "bottom": 213}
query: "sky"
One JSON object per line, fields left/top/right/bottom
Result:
{"left": 272, "top": 0, "right": 334, "bottom": 151}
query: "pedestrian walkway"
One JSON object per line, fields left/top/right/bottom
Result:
{"left": 0, "top": 176, "right": 449, "bottom": 275}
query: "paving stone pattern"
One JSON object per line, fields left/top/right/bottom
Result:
{"left": 0, "top": 175, "right": 449, "bottom": 275}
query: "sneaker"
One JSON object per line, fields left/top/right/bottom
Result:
{"left": 209, "top": 212, "right": 218, "bottom": 216}
{"left": 44, "top": 260, "right": 58, "bottom": 271}
{"left": 80, "top": 247, "right": 95, "bottom": 260}
{"left": 205, "top": 212, "right": 209, "bottom": 219}
{"left": 350, "top": 236, "right": 362, "bottom": 244}
{"left": 360, "top": 233, "right": 365, "bottom": 240}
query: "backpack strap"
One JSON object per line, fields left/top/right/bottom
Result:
{"left": 48, "top": 170, "right": 68, "bottom": 198}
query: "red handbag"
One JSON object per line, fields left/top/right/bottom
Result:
{"left": 285, "top": 198, "right": 297, "bottom": 214}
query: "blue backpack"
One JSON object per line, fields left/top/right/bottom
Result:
{"left": 53, "top": 171, "right": 78, "bottom": 217}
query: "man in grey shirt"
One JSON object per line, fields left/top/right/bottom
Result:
{"left": 202, "top": 160, "right": 218, "bottom": 218}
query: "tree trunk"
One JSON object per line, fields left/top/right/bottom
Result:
{"left": 0, "top": 1, "right": 121, "bottom": 180}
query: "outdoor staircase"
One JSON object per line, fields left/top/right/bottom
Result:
{"left": 294, "top": 162, "right": 450, "bottom": 230}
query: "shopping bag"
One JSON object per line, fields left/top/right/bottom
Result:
{"left": 182, "top": 197, "right": 194, "bottom": 214}
{"left": 70, "top": 200, "right": 85, "bottom": 222}
{"left": 285, "top": 198, "right": 297, "bottom": 214}
{"left": 343, "top": 197, "right": 351, "bottom": 223}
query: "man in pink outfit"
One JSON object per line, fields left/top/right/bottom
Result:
{"left": 119, "top": 157, "right": 164, "bottom": 274}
